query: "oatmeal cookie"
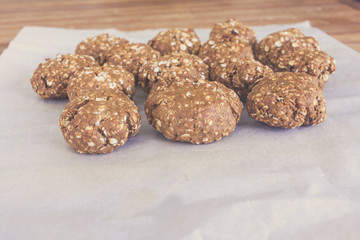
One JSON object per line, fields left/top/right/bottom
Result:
{"left": 138, "top": 53, "right": 209, "bottom": 93}
{"left": 105, "top": 42, "right": 160, "bottom": 78}
{"left": 148, "top": 28, "right": 202, "bottom": 55}
{"left": 246, "top": 72, "right": 326, "bottom": 129}
{"left": 210, "top": 57, "right": 273, "bottom": 102}
{"left": 209, "top": 18, "right": 257, "bottom": 48}
{"left": 67, "top": 65, "right": 135, "bottom": 101}
{"left": 276, "top": 50, "right": 336, "bottom": 88}
{"left": 59, "top": 90, "right": 141, "bottom": 154}
{"left": 30, "top": 54, "right": 97, "bottom": 99}
{"left": 75, "top": 33, "right": 129, "bottom": 65}
{"left": 255, "top": 28, "right": 305, "bottom": 67}
{"left": 145, "top": 79, "right": 243, "bottom": 144}
{"left": 198, "top": 40, "right": 254, "bottom": 66}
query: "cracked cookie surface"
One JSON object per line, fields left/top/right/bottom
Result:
{"left": 67, "top": 65, "right": 135, "bottom": 101}
{"left": 75, "top": 33, "right": 129, "bottom": 65}
{"left": 105, "top": 42, "right": 160, "bottom": 79}
{"left": 210, "top": 57, "right": 273, "bottom": 102}
{"left": 198, "top": 40, "right": 254, "bottom": 66}
{"left": 276, "top": 50, "right": 336, "bottom": 88}
{"left": 246, "top": 72, "right": 326, "bottom": 129}
{"left": 30, "top": 54, "right": 97, "bottom": 99}
{"left": 145, "top": 79, "right": 243, "bottom": 144}
{"left": 138, "top": 53, "right": 209, "bottom": 93}
{"left": 59, "top": 90, "right": 141, "bottom": 154}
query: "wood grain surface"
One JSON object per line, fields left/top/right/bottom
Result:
{"left": 0, "top": 0, "right": 359, "bottom": 53}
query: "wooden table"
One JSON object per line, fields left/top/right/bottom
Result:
{"left": 1, "top": 0, "right": 359, "bottom": 53}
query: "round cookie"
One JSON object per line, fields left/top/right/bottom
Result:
{"left": 105, "top": 42, "right": 160, "bottom": 78}
{"left": 209, "top": 18, "right": 257, "bottom": 48}
{"left": 67, "top": 65, "right": 135, "bottom": 101}
{"left": 276, "top": 50, "right": 336, "bottom": 88}
{"left": 30, "top": 54, "right": 97, "bottom": 99}
{"left": 198, "top": 40, "right": 254, "bottom": 66}
{"left": 138, "top": 53, "right": 209, "bottom": 93}
{"left": 59, "top": 90, "right": 141, "bottom": 154}
{"left": 210, "top": 57, "right": 274, "bottom": 102}
{"left": 148, "top": 28, "right": 202, "bottom": 55}
{"left": 255, "top": 28, "right": 305, "bottom": 67}
{"left": 246, "top": 72, "right": 326, "bottom": 129}
{"left": 75, "top": 33, "right": 129, "bottom": 65}
{"left": 145, "top": 79, "right": 243, "bottom": 144}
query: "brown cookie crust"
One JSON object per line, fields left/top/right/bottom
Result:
{"left": 67, "top": 65, "right": 135, "bottom": 101}
{"left": 246, "top": 72, "right": 326, "bottom": 129}
{"left": 105, "top": 42, "right": 160, "bottom": 78}
{"left": 276, "top": 50, "right": 336, "bottom": 88}
{"left": 145, "top": 79, "right": 243, "bottom": 144}
{"left": 209, "top": 18, "right": 257, "bottom": 48}
{"left": 75, "top": 33, "right": 129, "bottom": 65}
{"left": 59, "top": 90, "right": 141, "bottom": 154}
{"left": 30, "top": 54, "right": 97, "bottom": 99}
{"left": 210, "top": 57, "right": 274, "bottom": 102}
{"left": 138, "top": 53, "right": 209, "bottom": 93}
{"left": 148, "top": 28, "right": 202, "bottom": 55}
{"left": 255, "top": 28, "right": 305, "bottom": 67}
{"left": 198, "top": 40, "right": 254, "bottom": 66}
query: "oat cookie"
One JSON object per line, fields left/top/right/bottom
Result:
{"left": 75, "top": 33, "right": 129, "bottom": 65}
{"left": 276, "top": 50, "right": 336, "bottom": 88}
{"left": 255, "top": 28, "right": 305, "bottom": 67}
{"left": 30, "top": 54, "right": 97, "bottom": 99}
{"left": 145, "top": 79, "right": 243, "bottom": 144}
{"left": 138, "top": 53, "right": 209, "bottom": 93}
{"left": 105, "top": 42, "right": 160, "bottom": 78}
{"left": 59, "top": 90, "right": 141, "bottom": 154}
{"left": 198, "top": 40, "right": 254, "bottom": 66}
{"left": 210, "top": 57, "right": 273, "bottom": 102}
{"left": 246, "top": 72, "right": 326, "bottom": 129}
{"left": 148, "top": 28, "right": 202, "bottom": 55}
{"left": 67, "top": 65, "right": 135, "bottom": 101}
{"left": 209, "top": 18, "right": 257, "bottom": 48}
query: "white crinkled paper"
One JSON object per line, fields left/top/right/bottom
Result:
{"left": 0, "top": 21, "right": 360, "bottom": 240}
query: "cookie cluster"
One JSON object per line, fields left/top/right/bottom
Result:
{"left": 30, "top": 34, "right": 150, "bottom": 154}
{"left": 30, "top": 19, "right": 336, "bottom": 154}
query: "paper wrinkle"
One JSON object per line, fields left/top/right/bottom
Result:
{"left": 1, "top": 21, "right": 360, "bottom": 239}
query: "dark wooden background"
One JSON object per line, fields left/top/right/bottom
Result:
{"left": 1, "top": 0, "right": 359, "bottom": 53}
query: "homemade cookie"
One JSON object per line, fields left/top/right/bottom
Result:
{"left": 210, "top": 57, "right": 273, "bottom": 102}
{"left": 138, "top": 53, "right": 209, "bottom": 93}
{"left": 276, "top": 50, "right": 336, "bottom": 88}
{"left": 75, "top": 33, "right": 129, "bottom": 65}
{"left": 255, "top": 28, "right": 305, "bottom": 67}
{"left": 105, "top": 42, "right": 160, "bottom": 78}
{"left": 59, "top": 90, "right": 141, "bottom": 154}
{"left": 209, "top": 18, "right": 257, "bottom": 48}
{"left": 30, "top": 54, "right": 97, "bottom": 99}
{"left": 145, "top": 79, "right": 243, "bottom": 144}
{"left": 67, "top": 65, "right": 135, "bottom": 101}
{"left": 198, "top": 40, "right": 254, "bottom": 66}
{"left": 148, "top": 28, "right": 202, "bottom": 55}
{"left": 246, "top": 72, "right": 326, "bottom": 129}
